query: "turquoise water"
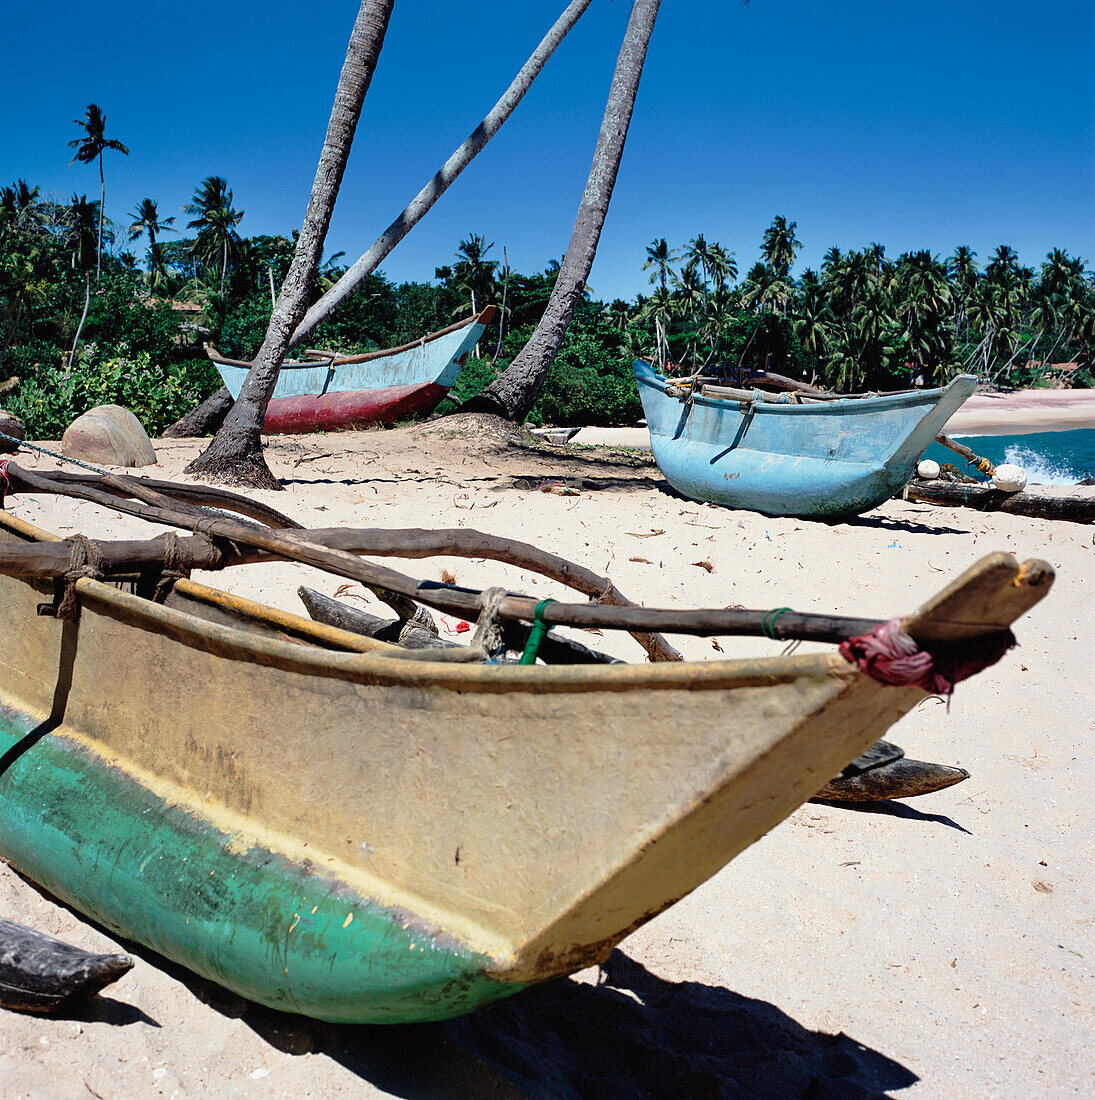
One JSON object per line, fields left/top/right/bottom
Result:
{"left": 922, "top": 428, "right": 1095, "bottom": 485}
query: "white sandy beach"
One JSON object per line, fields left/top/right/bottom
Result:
{"left": 1, "top": 417, "right": 1092, "bottom": 1099}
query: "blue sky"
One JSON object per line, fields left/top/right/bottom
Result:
{"left": 2, "top": 0, "right": 1092, "bottom": 302}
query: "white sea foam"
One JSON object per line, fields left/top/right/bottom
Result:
{"left": 1002, "top": 443, "right": 1080, "bottom": 486}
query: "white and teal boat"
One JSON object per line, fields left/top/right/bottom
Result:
{"left": 635, "top": 362, "right": 977, "bottom": 518}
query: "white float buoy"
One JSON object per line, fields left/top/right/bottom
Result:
{"left": 917, "top": 459, "right": 940, "bottom": 480}
{"left": 992, "top": 464, "right": 1028, "bottom": 492}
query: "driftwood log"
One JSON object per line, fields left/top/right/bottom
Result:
{"left": 904, "top": 479, "right": 1094, "bottom": 524}
{"left": 1, "top": 462, "right": 683, "bottom": 659}
{"left": 0, "top": 919, "right": 133, "bottom": 1013}
{"left": 933, "top": 434, "right": 995, "bottom": 475}
{"left": 13, "top": 467, "right": 303, "bottom": 530}
{"left": 299, "top": 586, "right": 459, "bottom": 650}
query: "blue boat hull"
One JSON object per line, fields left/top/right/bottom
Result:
{"left": 211, "top": 311, "right": 493, "bottom": 433}
{"left": 635, "top": 363, "right": 977, "bottom": 517}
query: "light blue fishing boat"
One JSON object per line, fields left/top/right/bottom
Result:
{"left": 635, "top": 362, "right": 977, "bottom": 517}
{"left": 207, "top": 307, "right": 495, "bottom": 434}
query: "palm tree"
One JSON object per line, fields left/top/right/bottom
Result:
{"left": 947, "top": 246, "right": 979, "bottom": 343}
{"left": 287, "top": 0, "right": 593, "bottom": 350}
{"left": 65, "top": 194, "right": 101, "bottom": 272}
{"left": 760, "top": 215, "right": 801, "bottom": 278}
{"left": 1040, "top": 248, "right": 1082, "bottom": 298}
{"left": 184, "top": 176, "right": 244, "bottom": 296}
{"left": 697, "top": 287, "right": 737, "bottom": 371}
{"left": 68, "top": 104, "right": 129, "bottom": 282}
{"left": 642, "top": 237, "right": 678, "bottom": 292}
{"left": 825, "top": 250, "right": 874, "bottom": 318}
{"left": 984, "top": 244, "right": 1019, "bottom": 287}
{"left": 317, "top": 249, "right": 347, "bottom": 292}
{"left": 791, "top": 279, "right": 833, "bottom": 361}
{"left": 686, "top": 234, "right": 715, "bottom": 294}
{"left": 640, "top": 283, "right": 677, "bottom": 372}
{"left": 947, "top": 245, "right": 979, "bottom": 292}
{"left": 127, "top": 198, "right": 176, "bottom": 289}
{"left": 673, "top": 260, "right": 706, "bottom": 319}
{"left": 452, "top": 234, "right": 497, "bottom": 316}
{"left": 741, "top": 261, "right": 789, "bottom": 315}
{"left": 892, "top": 251, "right": 954, "bottom": 381}
{"left": 186, "top": 0, "right": 394, "bottom": 488}
{"left": 849, "top": 292, "right": 898, "bottom": 390}
{"left": 604, "top": 300, "right": 632, "bottom": 331}
{"left": 865, "top": 242, "right": 888, "bottom": 280}
{"left": 0, "top": 180, "right": 47, "bottom": 236}
{"left": 467, "top": 0, "right": 664, "bottom": 421}
{"left": 707, "top": 243, "right": 737, "bottom": 291}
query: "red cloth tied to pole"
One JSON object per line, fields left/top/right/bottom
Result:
{"left": 839, "top": 617, "right": 1017, "bottom": 697}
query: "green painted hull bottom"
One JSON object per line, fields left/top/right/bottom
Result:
{"left": 0, "top": 705, "right": 524, "bottom": 1023}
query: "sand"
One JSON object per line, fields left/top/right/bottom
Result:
{"left": 1, "top": 418, "right": 1092, "bottom": 1099}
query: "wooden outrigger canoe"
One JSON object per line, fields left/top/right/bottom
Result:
{"left": 634, "top": 361, "right": 977, "bottom": 517}
{"left": 0, "top": 507, "right": 1051, "bottom": 1023}
{"left": 207, "top": 307, "right": 496, "bottom": 434}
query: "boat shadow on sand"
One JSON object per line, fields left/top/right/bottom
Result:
{"left": 150, "top": 941, "right": 920, "bottom": 1097}
{"left": 245, "top": 949, "right": 917, "bottom": 1098}
{"left": 268, "top": 470, "right": 973, "bottom": 535}
{"left": 11, "top": 872, "right": 916, "bottom": 1097}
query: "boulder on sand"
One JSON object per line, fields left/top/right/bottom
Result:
{"left": 62, "top": 405, "right": 157, "bottom": 468}
{"left": 0, "top": 410, "right": 25, "bottom": 453}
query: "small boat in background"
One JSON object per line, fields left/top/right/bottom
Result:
{"left": 207, "top": 306, "right": 496, "bottom": 434}
{"left": 634, "top": 361, "right": 977, "bottom": 517}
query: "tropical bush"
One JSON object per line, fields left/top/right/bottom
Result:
{"left": 3, "top": 165, "right": 1092, "bottom": 441}
{"left": 6, "top": 342, "right": 219, "bottom": 439}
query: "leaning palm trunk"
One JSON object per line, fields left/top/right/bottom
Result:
{"left": 96, "top": 156, "right": 104, "bottom": 283}
{"left": 185, "top": 0, "right": 393, "bottom": 489}
{"left": 67, "top": 275, "right": 92, "bottom": 370}
{"left": 289, "top": 0, "right": 591, "bottom": 351}
{"left": 165, "top": 0, "right": 589, "bottom": 440}
{"left": 466, "top": 0, "right": 662, "bottom": 420}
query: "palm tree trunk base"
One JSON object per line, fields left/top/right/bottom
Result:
{"left": 164, "top": 387, "right": 233, "bottom": 437}
{"left": 184, "top": 435, "right": 282, "bottom": 491}
{"left": 459, "top": 389, "right": 516, "bottom": 420}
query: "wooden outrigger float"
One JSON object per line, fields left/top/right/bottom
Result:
{"left": 0, "top": 469, "right": 1053, "bottom": 1023}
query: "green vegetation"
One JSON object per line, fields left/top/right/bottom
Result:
{"left": 1, "top": 157, "right": 1092, "bottom": 439}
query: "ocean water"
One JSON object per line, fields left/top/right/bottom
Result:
{"left": 922, "top": 428, "right": 1095, "bottom": 485}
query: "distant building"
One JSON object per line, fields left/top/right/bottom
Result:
{"left": 1023, "top": 360, "right": 1080, "bottom": 386}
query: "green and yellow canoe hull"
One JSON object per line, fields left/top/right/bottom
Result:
{"left": 0, "top": 510, "right": 1052, "bottom": 1022}
{"left": 0, "top": 698, "right": 512, "bottom": 1021}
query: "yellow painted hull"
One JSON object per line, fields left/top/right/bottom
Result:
{"left": 0, "top": 509, "right": 1051, "bottom": 1019}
